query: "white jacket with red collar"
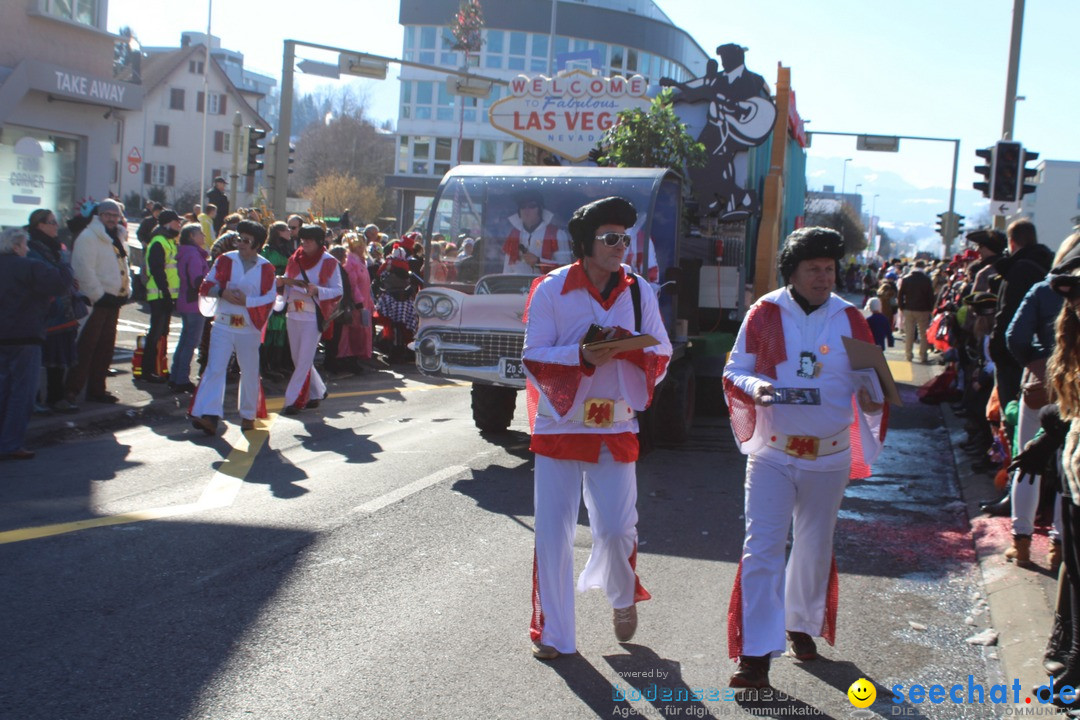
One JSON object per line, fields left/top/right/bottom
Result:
{"left": 723, "top": 287, "right": 887, "bottom": 478}
{"left": 522, "top": 262, "right": 672, "bottom": 460}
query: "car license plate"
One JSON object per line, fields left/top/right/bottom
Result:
{"left": 499, "top": 357, "right": 525, "bottom": 380}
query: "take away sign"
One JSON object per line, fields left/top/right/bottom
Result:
{"left": 489, "top": 70, "right": 651, "bottom": 162}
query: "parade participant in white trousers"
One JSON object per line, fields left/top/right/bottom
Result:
{"left": 189, "top": 220, "right": 276, "bottom": 435}
{"left": 722, "top": 227, "right": 888, "bottom": 690}
{"left": 522, "top": 196, "right": 672, "bottom": 661}
{"left": 281, "top": 224, "right": 342, "bottom": 415}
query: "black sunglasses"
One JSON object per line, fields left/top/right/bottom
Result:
{"left": 1051, "top": 278, "right": 1080, "bottom": 300}
{"left": 596, "top": 232, "right": 632, "bottom": 248}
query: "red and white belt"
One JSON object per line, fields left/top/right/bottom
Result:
{"left": 765, "top": 428, "right": 849, "bottom": 460}
{"left": 538, "top": 398, "right": 635, "bottom": 429}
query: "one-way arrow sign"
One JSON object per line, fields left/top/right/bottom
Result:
{"left": 994, "top": 200, "right": 1019, "bottom": 217}
{"left": 297, "top": 59, "right": 340, "bottom": 79}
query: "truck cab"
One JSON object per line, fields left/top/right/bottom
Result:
{"left": 412, "top": 165, "right": 694, "bottom": 437}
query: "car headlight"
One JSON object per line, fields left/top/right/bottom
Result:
{"left": 415, "top": 295, "right": 435, "bottom": 317}
{"left": 434, "top": 297, "right": 455, "bottom": 318}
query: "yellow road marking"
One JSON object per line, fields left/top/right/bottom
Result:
{"left": 0, "top": 382, "right": 463, "bottom": 545}
{"left": 887, "top": 359, "right": 913, "bottom": 384}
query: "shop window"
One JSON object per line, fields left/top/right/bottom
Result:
{"left": 479, "top": 140, "right": 497, "bottom": 164}
{"left": 398, "top": 136, "right": 410, "bottom": 174}
{"left": 459, "top": 139, "right": 475, "bottom": 163}
{"left": 0, "top": 126, "right": 79, "bottom": 228}
{"left": 419, "top": 26, "right": 436, "bottom": 65}
{"left": 153, "top": 124, "right": 169, "bottom": 147}
{"left": 626, "top": 49, "right": 638, "bottom": 73}
{"left": 500, "top": 142, "right": 520, "bottom": 165}
{"left": 170, "top": 88, "right": 185, "bottom": 111}
{"left": 435, "top": 137, "right": 452, "bottom": 163}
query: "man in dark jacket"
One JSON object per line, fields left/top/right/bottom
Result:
{"left": 989, "top": 219, "right": 1054, "bottom": 406}
{"left": 0, "top": 227, "right": 71, "bottom": 459}
{"left": 897, "top": 259, "right": 936, "bottom": 362}
{"left": 206, "top": 177, "right": 229, "bottom": 236}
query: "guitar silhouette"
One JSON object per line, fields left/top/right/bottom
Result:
{"left": 660, "top": 76, "right": 776, "bottom": 145}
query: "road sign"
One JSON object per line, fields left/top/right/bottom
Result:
{"left": 127, "top": 163, "right": 139, "bottom": 174}
{"left": 127, "top": 146, "right": 141, "bottom": 165}
{"left": 297, "top": 59, "right": 340, "bottom": 79}
{"left": 856, "top": 134, "right": 900, "bottom": 152}
{"left": 993, "top": 200, "right": 1019, "bottom": 217}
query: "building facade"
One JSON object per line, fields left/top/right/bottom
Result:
{"left": 390, "top": 0, "right": 709, "bottom": 229}
{"left": 0, "top": 0, "right": 142, "bottom": 228}
{"left": 118, "top": 42, "right": 270, "bottom": 215}
{"left": 1019, "top": 159, "right": 1080, "bottom": 254}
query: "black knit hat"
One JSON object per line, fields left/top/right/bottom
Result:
{"left": 967, "top": 228, "right": 1006, "bottom": 255}
{"left": 568, "top": 196, "right": 637, "bottom": 259}
{"left": 777, "top": 227, "right": 844, "bottom": 284}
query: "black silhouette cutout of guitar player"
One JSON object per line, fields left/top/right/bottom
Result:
{"left": 661, "top": 43, "right": 776, "bottom": 220}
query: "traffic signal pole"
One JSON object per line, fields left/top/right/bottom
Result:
{"left": 807, "top": 130, "right": 960, "bottom": 257}
{"left": 995, "top": 0, "right": 1025, "bottom": 231}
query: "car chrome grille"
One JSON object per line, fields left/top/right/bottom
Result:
{"left": 438, "top": 330, "right": 524, "bottom": 367}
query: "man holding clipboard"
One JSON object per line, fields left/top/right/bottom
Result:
{"left": 522, "top": 196, "right": 672, "bottom": 661}
{"left": 722, "top": 227, "right": 892, "bottom": 689}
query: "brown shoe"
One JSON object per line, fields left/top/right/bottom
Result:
{"left": 614, "top": 605, "right": 637, "bottom": 642}
{"left": 241, "top": 418, "right": 256, "bottom": 431}
{"left": 787, "top": 631, "right": 819, "bottom": 661}
{"left": 531, "top": 643, "right": 560, "bottom": 660}
{"left": 190, "top": 415, "right": 218, "bottom": 436}
{"left": 729, "top": 655, "right": 770, "bottom": 689}
{"left": 1049, "top": 541, "right": 1063, "bottom": 574}
{"left": 1005, "top": 535, "right": 1032, "bottom": 566}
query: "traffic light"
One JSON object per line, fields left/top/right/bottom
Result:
{"left": 991, "top": 140, "right": 1022, "bottom": 203}
{"left": 246, "top": 126, "right": 266, "bottom": 175}
{"left": 974, "top": 147, "right": 993, "bottom": 197}
{"left": 954, "top": 214, "right": 965, "bottom": 239}
{"left": 935, "top": 212, "right": 947, "bottom": 237}
{"left": 288, "top": 144, "right": 295, "bottom": 175}
{"left": 1020, "top": 148, "right": 1039, "bottom": 197}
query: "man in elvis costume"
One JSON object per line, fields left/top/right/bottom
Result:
{"left": 722, "top": 227, "right": 887, "bottom": 689}
{"left": 280, "top": 224, "right": 343, "bottom": 415}
{"left": 522, "top": 196, "right": 672, "bottom": 660}
{"left": 502, "top": 189, "right": 572, "bottom": 275}
{"left": 189, "top": 220, "right": 277, "bottom": 435}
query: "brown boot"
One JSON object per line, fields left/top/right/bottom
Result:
{"left": 613, "top": 605, "right": 637, "bottom": 642}
{"left": 729, "top": 655, "right": 770, "bottom": 689}
{"left": 1049, "top": 541, "right": 1063, "bottom": 574}
{"left": 1004, "top": 535, "right": 1032, "bottom": 566}
{"left": 787, "top": 631, "right": 819, "bottom": 661}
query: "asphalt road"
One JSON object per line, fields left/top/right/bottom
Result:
{"left": 1, "top": 357, "right": 1031, "bottom": 720}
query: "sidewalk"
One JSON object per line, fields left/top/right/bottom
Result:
{"left": 883, "top": 329, "right": 1063, "bottom": 714}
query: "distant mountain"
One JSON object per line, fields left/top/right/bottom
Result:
{"left": 805, "top": 156, "right": 990, "bottom": 255}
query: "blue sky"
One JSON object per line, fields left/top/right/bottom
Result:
{"left": 108, "top": 0, "right": 1079, "bottom": 243}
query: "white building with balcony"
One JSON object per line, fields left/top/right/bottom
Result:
{"left": 389, "top": 0, "right": 709, "bottom": 229}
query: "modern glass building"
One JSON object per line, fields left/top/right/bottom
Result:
{"left": 389, "top": 0, "right": 709, "bottom": 229}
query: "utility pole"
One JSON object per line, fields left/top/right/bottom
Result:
{"left": 229, "top": 110, "right": 242, "bottom": 210}
{"left": 995, "top": 0, "right": 1025, "bottom": 231}
{"left": 1002, "top": 0, "right": 1025, "bottom": 142}
{"left": 272, "top": 40, "right": 296, "bottom": 218}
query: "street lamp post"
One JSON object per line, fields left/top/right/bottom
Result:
{"left": 841, "top": 157, "right": 853, "bottom": 199}
{"left": 869, "top": 193, "right": 880, "bottom": 254}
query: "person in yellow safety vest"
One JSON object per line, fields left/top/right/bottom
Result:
{"left": 198, "top": 204, "right": 216, "bottom": 247}
{"left": 142, "top": 209, "right": 182, "bottom": 382}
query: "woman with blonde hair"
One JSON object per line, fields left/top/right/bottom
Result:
{"left": 336, "top": 233, "right": 375, "bottom": 366}
{"left": 1008, "top": 237, "right": 1080, "bottom": 704}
